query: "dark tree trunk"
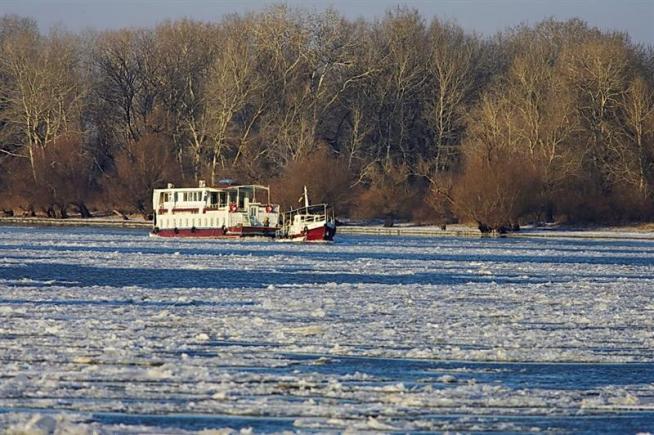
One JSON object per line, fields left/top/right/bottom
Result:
{"left": 545, "top": 201, "right": 555, "bottom": 223}
{"left": 56, "top": 205, "right": 68, "bottom": 219}
{"left": 383, "top": 215, "right": 394, "bottom": 227}
{"left": 75, "top": 202, "right": 92, "bottom": 218}
{"left": 478, "top": 223, "right": 492, "bottom": 233}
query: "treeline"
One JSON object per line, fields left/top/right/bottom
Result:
{"left": 0, "top": 7, "right": 653, "bottom": 229}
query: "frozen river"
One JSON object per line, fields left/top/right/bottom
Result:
{"left": 1, "top": 226, "right": 653, "bottom": 433}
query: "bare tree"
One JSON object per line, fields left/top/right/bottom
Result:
{"left": 619, "top": 76, "right": 654, "bottom": 197}
{"left": 154, "top": 19, "right": 218, "bottom": 181}
{"left": 355, "top": 161, "right": 420, "bottom": 226}
{"left": 103, "top": 133, "right": 179, "bottom": 217}
{"left": 330, "top": 19, "right": 380, "bottom": 170}
{"left": 424, "top": 19, "right": 480, "bottom": 173}
{"left": 560, "top": 35, "right": 632, "bottom": 191}
{"left": 271, "top": 144, "right": 353, "bottom": 213}
{"left": 369, "top": 8, "right": 430, "bottom": 166}
{"left": 204, "top": 14, "right": 264, "bottom": 184}
{"left": 91, "top": 29, "right": 160, "bottom": 147}
{"left": 0, "top": 25, "right": 85, "bottom": 181}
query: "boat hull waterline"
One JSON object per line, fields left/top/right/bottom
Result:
{"left": 150, "top": 224, "right": 335, "bottom": 241}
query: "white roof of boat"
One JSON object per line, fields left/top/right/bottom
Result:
{"left": 153, "top": 184, "right": 269, "bottom": 192}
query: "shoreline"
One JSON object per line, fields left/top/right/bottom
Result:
{"left": 0, "top": 216, "right": 151, "bottom": 229}
{"left": 1, "top": 216, "right": 654, "bottom": 240}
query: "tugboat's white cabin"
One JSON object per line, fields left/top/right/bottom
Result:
{"left": 275, "top": 186, "right": 336, "bottom": 241}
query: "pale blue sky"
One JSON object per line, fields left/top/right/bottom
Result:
{"left": 2, "top": 0, "right": 653, "bottom": 44}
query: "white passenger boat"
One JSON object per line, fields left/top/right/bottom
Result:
{"left": 151, "top": 180, "right": 280, "bottom": 238}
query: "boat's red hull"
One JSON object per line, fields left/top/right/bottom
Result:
{"left": 289, "top": 224, "right": 336, "bottom": 241}
{"left": 152, "top": 226, "right": 277, "bottom": 238}
{"left": 152, "top": 224, "right": 335, "bottom": 241}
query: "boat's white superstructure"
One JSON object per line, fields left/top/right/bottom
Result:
{"left": 276, "top": 186, "right": 336, "bottom": 241}
{"left": 152, "top": 181, "right": 280, "bottom": 238}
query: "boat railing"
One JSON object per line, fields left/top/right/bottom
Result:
{"left": 297, "top": 214, "right": 325, "bottom": 223}
{"left": 282, "top": 204, "right": 328, "bottom": 217}
{"left": 279, "top": 204, "right": 330, "bottom": 230}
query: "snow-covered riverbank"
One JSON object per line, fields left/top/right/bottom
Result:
{"left": 1, "top": 227, "right": 653, "bottom": 432}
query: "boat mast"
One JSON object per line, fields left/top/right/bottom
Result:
{"left": 304, "top": 185, "right": 309, "bottom": 209}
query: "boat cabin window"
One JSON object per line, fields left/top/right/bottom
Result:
{"left": 253, "top": 186, "right": 269, "bottom": 204}
{"left": 174, "top": 192, "right": 179, "bottom": 202}
{"left": 219, "top": 192, "right": 227, "bottom": 206}
{"left": 210, "top": 192, "right": 219, "bottom": 205}
{"left": 238, "top": 187, "right": 254, "bottom": 209}
{"left": 180, "top": 191, "right": 202, "bottom": 202}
